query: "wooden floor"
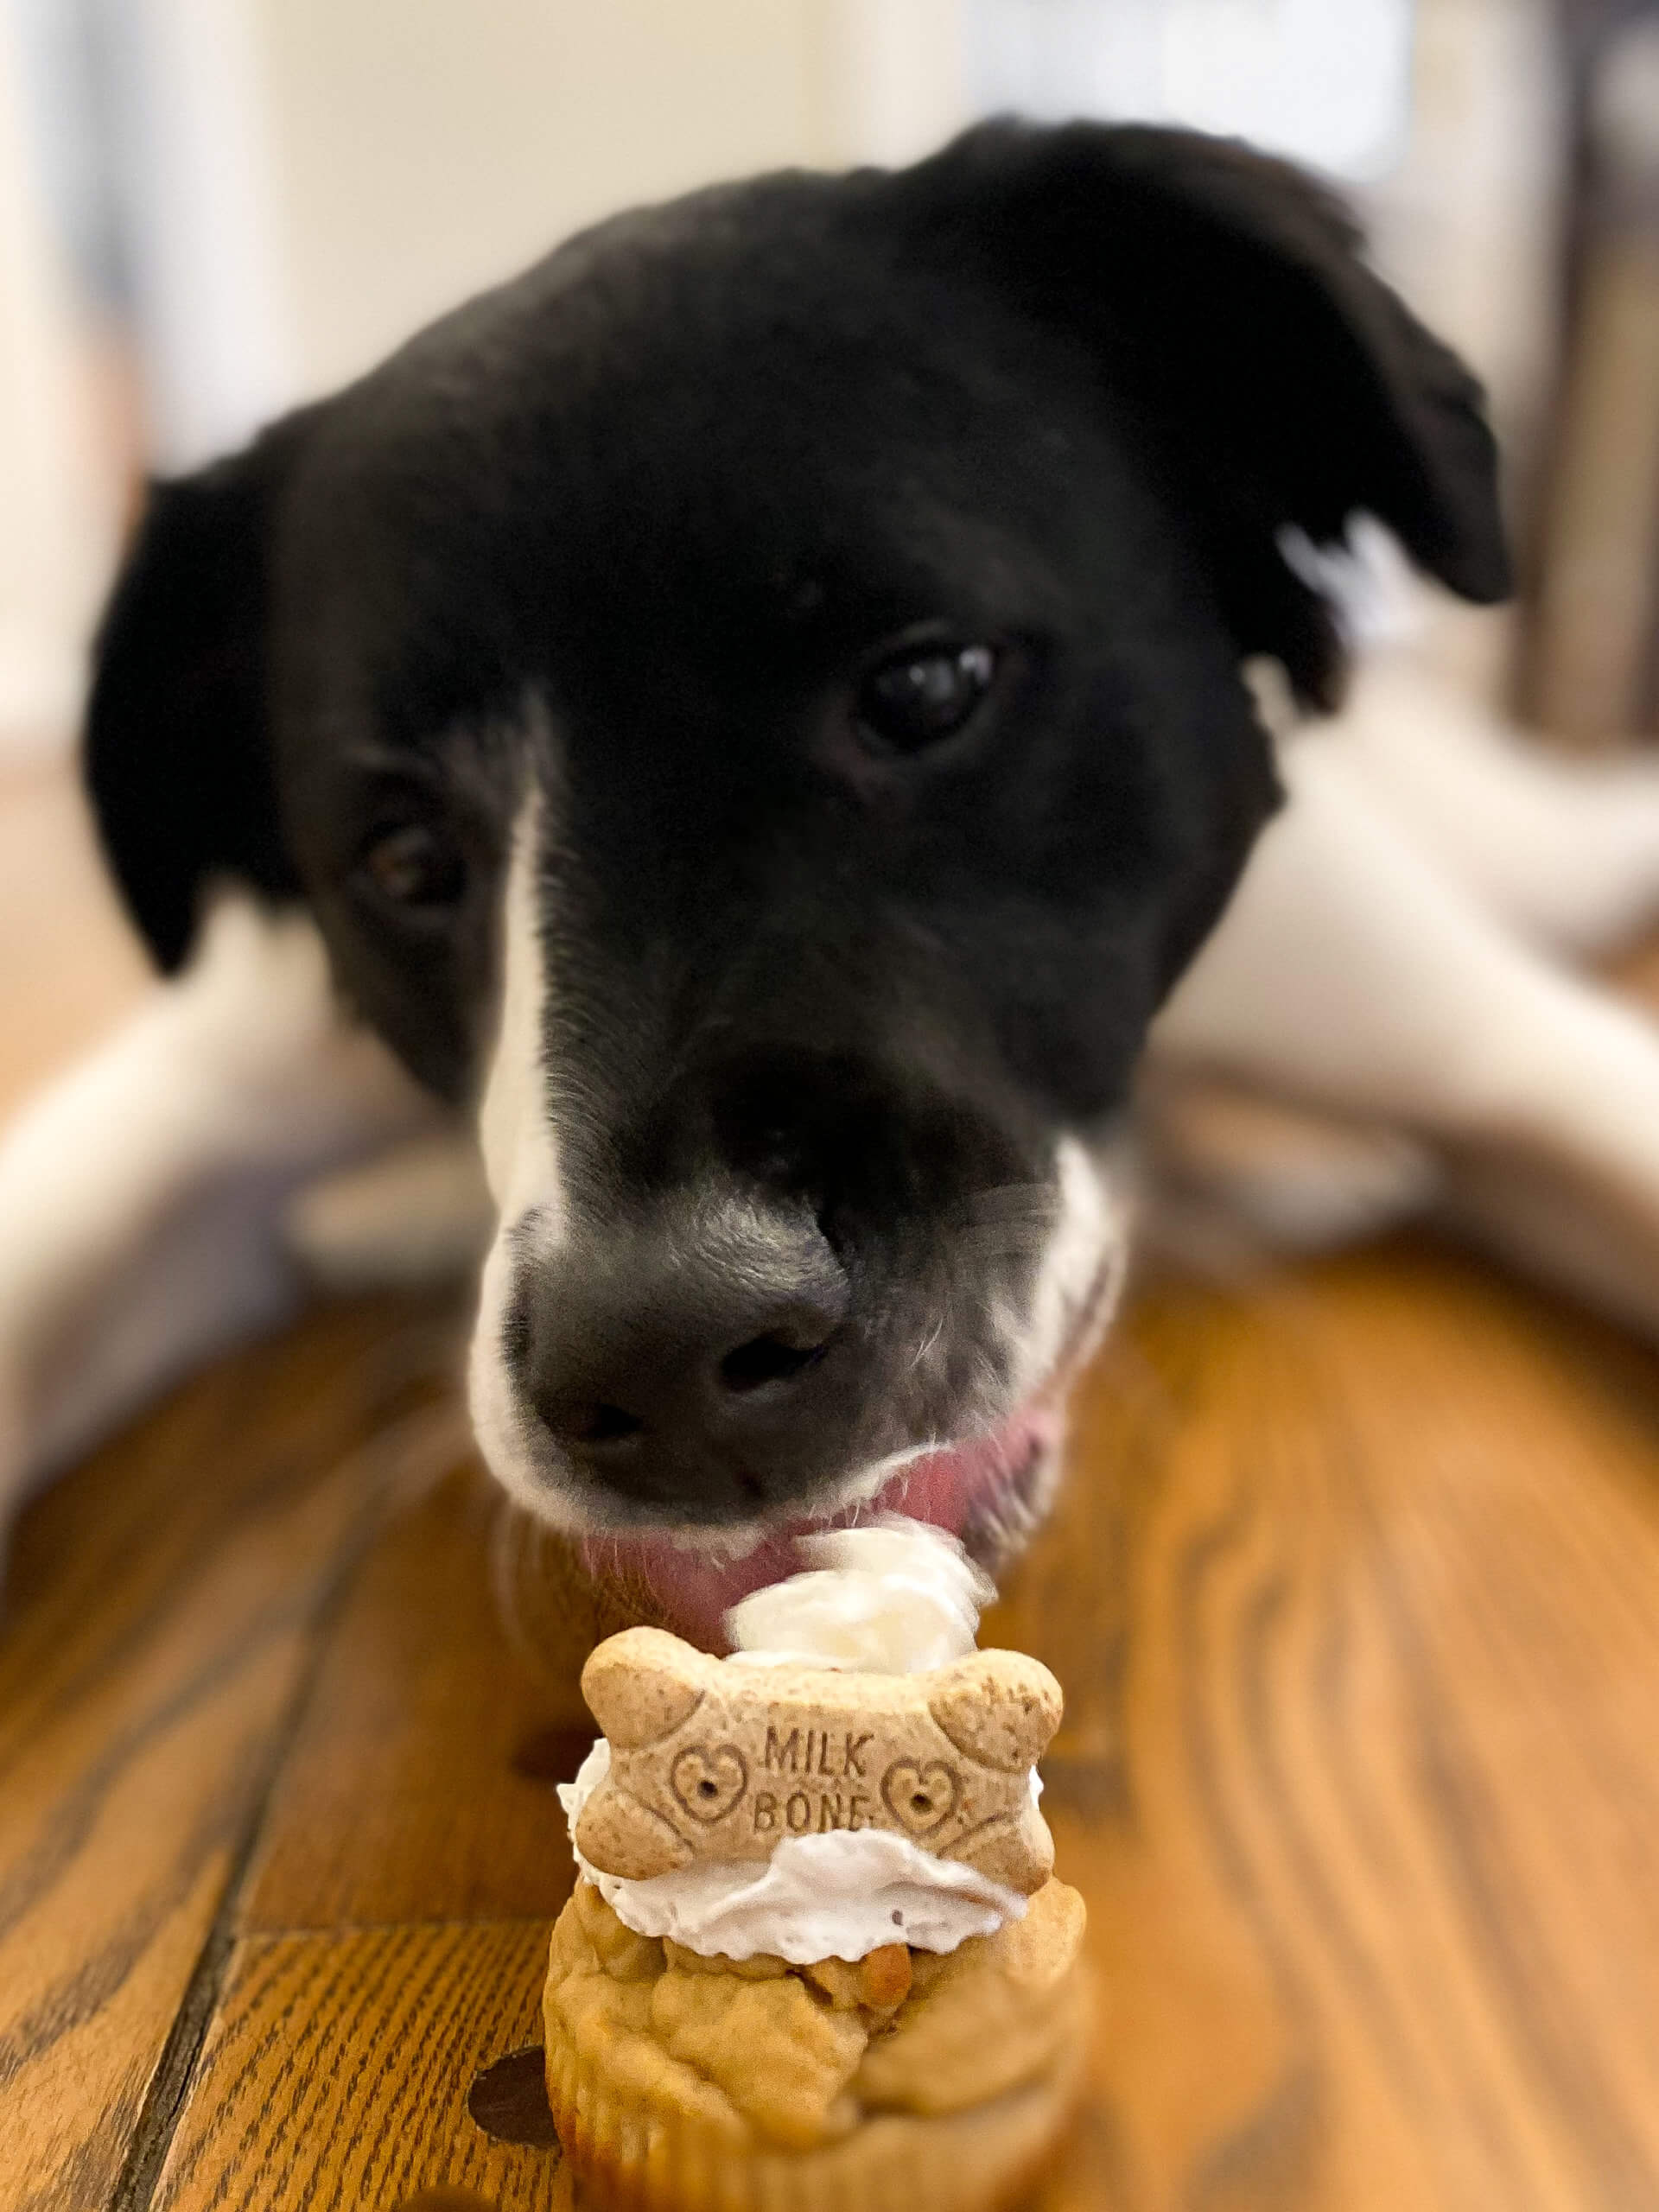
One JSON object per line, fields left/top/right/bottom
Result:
{"left": 5, "top": 765, "right": 1659, "bottom": 2211}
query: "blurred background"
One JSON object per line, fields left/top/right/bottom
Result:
{"left": 0, "top": 0, "right": 1633, "bottom": 1116}
{"left": 6, "top": 0, "right": 1659, "bottom": 772}
{"left": 1, "top": 0, "right": 1657, "bottom": 1096}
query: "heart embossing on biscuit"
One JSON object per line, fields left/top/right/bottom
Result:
{"left": 670, "top": 1744, "right": 748, "bottom": 1824}
{"left": 881, "top": 1758, "right": 962, "bottom": 1837}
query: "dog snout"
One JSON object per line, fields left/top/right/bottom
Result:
{"left": 518, "top": 1194, "right": 852, "bottom": 1513}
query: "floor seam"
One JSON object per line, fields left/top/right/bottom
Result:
{"left": 105, "top": 1449, "right": 400, "bottom": 2212}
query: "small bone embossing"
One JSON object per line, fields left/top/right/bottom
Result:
{"left": 670, "top": 1744, "right": 748, "bottom": 1823}
{"left": 880, "top": 1758, "right": 962, "bottom": 1837}
{"left": 572, "top": 1627, "right": 1061, "bottom": 1891}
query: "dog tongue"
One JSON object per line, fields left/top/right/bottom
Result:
{"left": 578, "top": 1406, "right": 1059, "bottom": 1651}
{"left": 579, "top": 1524, "right": 804, "bottom": 1653}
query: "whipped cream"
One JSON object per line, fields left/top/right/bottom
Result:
{"left": 724, "top": 1518, "right": 995, "bottom": 1674}
{"left": 559, "top": 1738, "right": 1025, "bottom": 1962}
{"left": 558, "top": 1520, "right": 1031, "bottom": 1963}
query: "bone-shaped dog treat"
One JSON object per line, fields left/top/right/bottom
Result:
{"left": 574, "top": 1625, "right": 1062, "bottom": 1893}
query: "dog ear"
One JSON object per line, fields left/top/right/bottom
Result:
{"left": 899, "top": 120, "right": 1511, "bottom": 707}
{"left": 85, "top": 415, "right": 312, "bottom": 971}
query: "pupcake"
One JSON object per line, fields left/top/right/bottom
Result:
{"left": 543, "top": 1523, "right": 1090, "bottom": 2211}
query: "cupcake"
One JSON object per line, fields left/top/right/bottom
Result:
{"left": 542, "top": 1524, "right": 1090, "bottom": 2211}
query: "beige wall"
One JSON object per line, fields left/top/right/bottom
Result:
{"left": 1, "top": 0, "right": 1554, "bottom": 757}
{"left": 1362, "top": 0, "right": 1564, "bottom": 700}
{"left": 251, "top": 0, "right": 968, "bottom": 399}
{"left": 0, "top": 19, "right": 118, "bottom": 749}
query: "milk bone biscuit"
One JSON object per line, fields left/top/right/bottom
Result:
{"left": 575, "top": 1626, "right": 1061, "bottom": 1892}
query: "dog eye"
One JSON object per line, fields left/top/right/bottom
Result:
{"left": 357, "top": 819, "right": 465, "bottom": 907}
{"left": 855, "top": 643, "right": 997, "bottom": 754}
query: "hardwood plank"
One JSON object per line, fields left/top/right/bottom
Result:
{"left": 993, "top": 1244, "right": 1659, "bottom": 2212}
{"left": 184, "top": 1238, "right": 1659, "bottom": 2212}
{"left": 147, "top": 1920, "right": 562, "bottom": 2212}
{"left": 240, "top": 1462, "right": 616, "bottom": 1934}
{"left": 16, "top": 1193, "right": 1656, "bottom": 2207}
{"left": 0, "top": 1292, "right": 460, "bottom": 2212}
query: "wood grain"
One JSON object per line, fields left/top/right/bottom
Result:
{"left": 10, "top": 1241, "right": 1659, "bottom": 2212}
{"left": 111, "top": 1236, "right": 1659, "bottom": 2212}
{"left": 147, "top": 1921, "right": 561, "bottom": 2212}
{"left": 0, "top": 1293, "right": 461, "bottom": 2212}
{"left": 995, "top": 1245, "right": 1659, "bottom": 2212}
{"left": 239, "top": 1463, "right": 588, "bottom": 1935}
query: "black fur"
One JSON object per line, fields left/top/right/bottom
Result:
{"left": 86, "top": 416, "right": 312, "bottom": 969}
{"left": 81, "top": 124, "right": 1508, "bottom": 1521}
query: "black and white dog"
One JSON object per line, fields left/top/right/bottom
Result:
{"left": 10, "top": 122, "right": 1659, "bottom": 1640}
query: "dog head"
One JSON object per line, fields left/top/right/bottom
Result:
{"left": 85, "top": 124, "right": 1506, "bottom": 1639}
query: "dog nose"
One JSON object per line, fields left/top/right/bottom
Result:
{"left": 520, "top": 1197, "right": 851, "bottom": 1510}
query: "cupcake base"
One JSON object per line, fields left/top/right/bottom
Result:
{"left": 546, "top": 2035, "right": 1084, "bottom": 2212}
{"left": 543, "top": 1878, "right": 1091, "bottom": 2212}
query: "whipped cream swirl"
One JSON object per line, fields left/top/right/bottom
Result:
{"left": 724, "top": 1518, "right": 995, "bottom": 1674}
